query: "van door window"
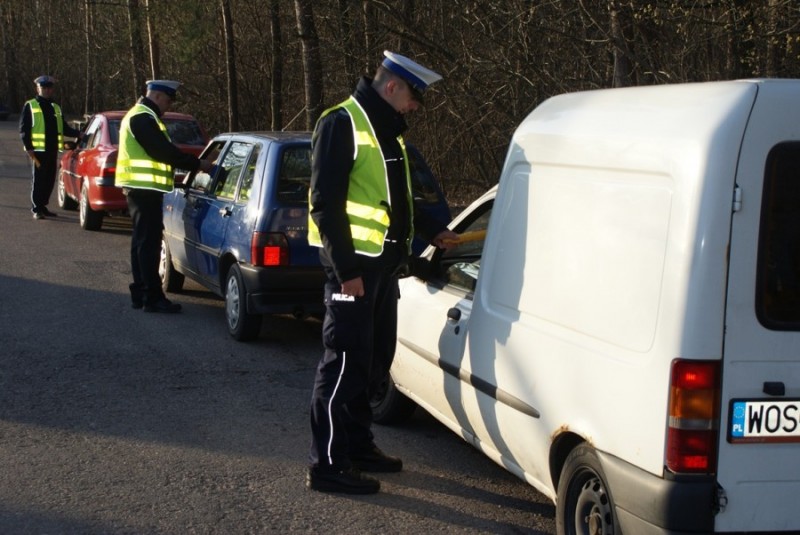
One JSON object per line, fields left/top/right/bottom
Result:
{"left": 435, "top": 200, "right": 493, "bottom": 294}
{"left": 188, "top": 141, "right": 225, "bottom": 194}
{"left": 756, "top": 141, "right": 800, "bottom": 329}
{"left": 237, "top": 144, "right": 261, "bottom": 203}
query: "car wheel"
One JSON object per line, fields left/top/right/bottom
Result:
{"left": 160, "top": 237, "right": 184, "bottom": 293}
{"left": 79, "top": 182, "right": 103, "bottom": 231}
{"left": 370, "top": 370, "right": 416, "bottom": 424}
{"left": 556, "top": 444, "right": 619, "bottom": 535}
{"left": 57, "top": 172, "right": 78, "bottom": 210}
{"left": 225, "top": 264, "right": 261, "bottom": 341}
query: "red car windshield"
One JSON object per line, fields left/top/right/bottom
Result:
{"left": 108, "top": 119, "right": 206, "bottom": 147}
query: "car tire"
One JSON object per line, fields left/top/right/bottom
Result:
{"left": 57, "top": 172, "right": 78, "bottom": 210}
{"left": 370, "top": 370, "right": 416, "bottom": 424}
{"left": 225, "top": 264, "right": 261, "bottom": 342}
{"left": 556, "top": 443, "right": 619, "bottom": 535}
{"left": 160, "top": 237, "right": 185, "bottom": 293}
{"left": 79, "top": 182, "right": 103, "bottom": 231}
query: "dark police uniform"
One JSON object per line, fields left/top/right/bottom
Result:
{"left": 19, "top": 84, "right": 81, "bottom": 217}
{"left": 307, "top": 60, "right": 446, "bottom": 494}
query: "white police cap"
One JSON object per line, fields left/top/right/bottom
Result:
{"left": 146, "top": 79, "right": 181, "bottom": 98}
{"left": 381, "top": 51, "right": 442, "bottom": 95}
{"left": 34, "top": 75, "right": 56, "bottom": 85}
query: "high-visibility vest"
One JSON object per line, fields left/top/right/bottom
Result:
{"left": 27, "top": 98, "right": 64, "bottom": 151}
{"left": 308, "top": 96, "right": 413, "bottom": 256}
{"left": 116, "top": 104, "right": 173, "bottom": 192}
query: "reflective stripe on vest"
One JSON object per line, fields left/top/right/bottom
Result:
{"left": 27, "top": 99, "right": 64, "bottom": 151}
{"left": 116, "top": 104, "right": 174, "bottom": 192}
{"left": 308, "top": 96, "right": 413, "bottom": 257}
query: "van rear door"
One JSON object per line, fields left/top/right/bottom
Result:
{"left": 718, "top": 80, "right": 800, "bottom": 532}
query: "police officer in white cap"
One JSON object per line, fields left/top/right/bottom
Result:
{"left": 20, "top": 75, "right": 82, "bottom": 219}
{"left": 116, "top": 80, "right": 213, "bottom": 313}
{"left": 306, "top": 51, "right": 457, "bottom": 494}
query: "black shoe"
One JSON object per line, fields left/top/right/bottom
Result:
{"left": 41, "top": 208, "right": 58, "bottom": 217}
{"left": 33, "top": 212, "right": 45, "bottom": 220}
{"left": 143, "top": 298, "right": 182, "bottom": 313}
{"left": 131, "top": 299, "right": 143, "bottom": 310}
{"left": 306, "top": 466, "right": 380, "bottom": 494}
{"left": 350, "top": 446, "right": 403, "bottom": 473}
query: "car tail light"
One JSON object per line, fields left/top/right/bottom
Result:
{"left": 666, "top": 359, "right": 721, "bottom": 474}
{"left": 96, "top": 159, "right": 117, "bottom": 186}
{"left": 251, "top": 232, "right": 289, "bottom": 266}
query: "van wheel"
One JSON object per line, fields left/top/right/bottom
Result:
{"left": 556, "top": 444, "right": 619, "bottom": 535}
{"left": 79, "top": 182, "right": 103, "bottom": 231}
{"left": 160, "top": 238, "right": 184, "bottom": 293}
{"left": 57, "top": 172, "right": 77, "bottom": 210}
{"left": 225, "top": 264, "right": 261, "bottom": 341}
{"left": 370, "top": 371, "right": 416, "bottom": 424}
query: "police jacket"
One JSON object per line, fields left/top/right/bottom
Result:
{"left": 116, "top": 97, "right": 201, "bottom": 192}
{"left": 309, "top": 77, "right": 446, "bottom": 283}
{"left": 19, "top": 96, "right": 80, "bottom": 153}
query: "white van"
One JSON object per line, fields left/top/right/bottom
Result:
{"left": 373, "top": 79, "right": 800, "bottom": 534}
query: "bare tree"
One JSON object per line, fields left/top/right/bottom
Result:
{"left": 294, "top": 0, "right": 324, "bottom": 129}
{"left": 127, "top": 0, "right": 147, "bottom": 98}
{"left": 84, "top": 0, "right": 95, "bottom": 114}
{"left": 221, "top": 0, "right": 238, "bottom": 131}
{"left": 144, "top": 0, "right": 160, "bottom": 80}
{"left": 269, "top": 0, "right": 283, "bottom": 130}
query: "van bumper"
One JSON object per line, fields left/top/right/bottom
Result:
{"left": 597, "top": 450, "right": 716, "bottom": 534}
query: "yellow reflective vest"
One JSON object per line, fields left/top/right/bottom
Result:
{"left": 116, "top": 104, "right": 174, "bottom": 192}
{"left": 26, "top": 98, "right": 64, "bottom": 151}
{"left": 308, "top": 96, "right": 413, "bottom": 257}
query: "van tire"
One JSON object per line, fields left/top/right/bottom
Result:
{"left": 370, "top": 371, "right": 416, "bottom": 424}
{"left": 556, "top": 444, "right": 619, "bottom": 535}
{"left": 225, "top": 264, "right": 261, "bottom": 342}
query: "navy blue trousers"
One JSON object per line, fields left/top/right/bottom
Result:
{"left": 30, "top": 150, "right": 58, "bottom": 213}
{"left": 308, "top": 264, "right": 399, "bottom": 469}
{"left": 125, "top": 189, "right": 166, "bottom": 305}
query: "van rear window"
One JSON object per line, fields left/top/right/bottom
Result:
{"left": 757, "top": 142, "right": 800, "bottom": 329}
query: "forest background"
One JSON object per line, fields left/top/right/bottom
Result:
{"left": 1, "top": 0, "right": 799, "bottom": 205}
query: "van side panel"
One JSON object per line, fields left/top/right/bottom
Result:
{"left": 466, "top": 82, "right": 758, "bottom": 532}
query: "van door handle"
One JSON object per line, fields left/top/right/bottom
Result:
{"left": 219, "top": 205, "right": 232, "bottom": 217}
{"left": 447, "top": 307, "right": 461, "bottom": 322}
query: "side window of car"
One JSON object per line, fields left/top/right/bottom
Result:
{"left": 277, "top": 146, "right": 312, "bottom": 203}
{"left": 81, "top": 119, "right": 100, "bottom": 149}
{"left": 238, "top": 144, "right": 262, "bottom": 203}
{"left": 436, "top": 201, "right": 493, "bottom": 294}
{"left": 213, "top": 141, "right": 252, "bottom": 199}
{"left": 189, "top": 141, "right": 225, "bottom": 194}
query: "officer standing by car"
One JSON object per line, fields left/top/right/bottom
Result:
{"left": 19, "top": 75, "right": 82, "bottom": 220}
{"left": 116, "top": 80, "right": 213, "bottom": 313}
{"left": 306, "top": 51, "right": 458, "bottom": 494}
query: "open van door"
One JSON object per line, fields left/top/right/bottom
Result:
{"left": 718, "top": 80, "right": 800, "bottom": 532}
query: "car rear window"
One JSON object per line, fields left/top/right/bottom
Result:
{"left": 277, "top": 147, "right": 311, "bottom": 203}
{"left": 756, "top": 141, "right": 800, "bottom": 329}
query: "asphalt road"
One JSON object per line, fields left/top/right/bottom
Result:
{"left": 0, "top": 117, "right": 556, "bottom": 534}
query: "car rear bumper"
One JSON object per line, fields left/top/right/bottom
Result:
{"left": 597, "top": 450, "right": 716, "bottom": 534}
{"left": 239, "top": 263, "right": 325, "bottom": 315}
{"left": 90, "top": 184, "right": 128, "bottom": 213}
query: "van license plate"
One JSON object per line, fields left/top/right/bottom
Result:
{"left": 729, "top": 399, "right": 800, "bottom": 443}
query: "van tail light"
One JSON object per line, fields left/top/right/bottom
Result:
{"left": 251, "top": 232, "right": 289, "bottom": 267}
{"left": 666, "top": 359, "right": 721, "bottom": 474}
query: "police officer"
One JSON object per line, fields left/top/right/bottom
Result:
{"left": 116, "top": 80, "right": 213, "bottom": 313}
{"left": 306, "top": 51, "right": 458, "bottom": 494}
{"left": 19, "top": 75, "right": 82, "bottom": 220}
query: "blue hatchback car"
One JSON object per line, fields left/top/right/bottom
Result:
{"left": 161, "top": 132, "right": 326, "bottom": 341}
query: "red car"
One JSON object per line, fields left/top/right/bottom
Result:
{"left": 57, "top": 110, "right": 209, "bottom": 230}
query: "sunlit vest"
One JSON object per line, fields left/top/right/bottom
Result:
{"left": 27, "top": 99, "right": 64, "bottom": 151}
{"left": 116, "top": 104, "right": 173, "bottom": 192}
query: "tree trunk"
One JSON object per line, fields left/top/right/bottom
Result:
{"left": 84, "top": 0, "right": 95, "bottom": 115}
{"left": 609, "top": 1, "right": 634, "bottom": 87}
{"left": 269, "top": 0, "right": 283, "bottom": 130}
{"left": 127, "top": 0, "right": 147, "bottom": 98}
{"left": 294, "top": 0, "right": 324, "bottom": 129}
{"left": 145, "top": 0, "right": 160, "bottom": 80}
{"left": 0, "top": 1, "right": 20, "bottom": 110}
{"left": 221, "top": 0, "right": 238, "bottom": 131}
